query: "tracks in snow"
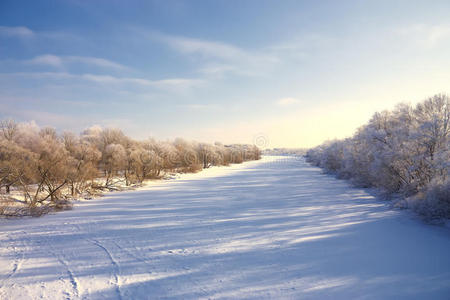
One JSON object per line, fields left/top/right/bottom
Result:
{"left": 54, "top": 255, "right": 81, "bottom": 299}
{"left": 3, "top": 246, "right": 24, "bottom": 282}
{"left": 0, "top": 233, "right": 29, "bottom": 300}
{"left": 43, "top": 229, "right": 82, "bottom": 300}
{"left": 91, "top": 239, "right": 123, "bottom": 300}
{"left": 0, "top": 234, "right": 25, "bottom": 285}
{"left": 111, "top": 240, "right": 154, "bottom": 272}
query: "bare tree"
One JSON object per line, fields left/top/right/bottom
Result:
{"left": 0, "top": 119, "right": 18, "bottom": 141}
{"left": 1, "top": 120, "right": 261, "bottom": 216}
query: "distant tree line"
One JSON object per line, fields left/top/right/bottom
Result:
{"left": 0, "top": 121, "right": 260, "bottom": 215}
{"left": 263, "top": 148, "right": 307, "bottom": 156}
{"left": 306, "top": 94, "right": 449, "bottom": 219}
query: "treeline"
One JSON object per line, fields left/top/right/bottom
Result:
{"left": 0, "top": 121, "right": 260, "bottom": 214}
{"left": 306, "top": 94, "right": 449, "bottom": 219}
{"left": 263, "top": 148, "right": 307, "bottom": 156}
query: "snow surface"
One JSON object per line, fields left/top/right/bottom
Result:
{"left": 1, "top": 156, "right": 449, "bottom": 300}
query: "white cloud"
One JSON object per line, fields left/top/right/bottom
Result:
{"left": 0, "top": 71, "right": 75, "bottom": 80}
{"left": 0, "top": 26, "right": 82, "bottom": 43}
{"left": 150, "top": 31, "right": 279, "bottom": 77}
{"left": 396, "top": 24, "right": 450, "bottom": 47}
{"left": 427, "top": 25, "right": 450, "bottom": 45}
{"left": 0, "top": 71, "right": 203, "bottom": 91}
{"left": 267, "top": 34, "right": 334, "bottom": 60}
{"left": 277, "top": 97, "right": 300, "bottom": 106}
{"left": 161, "top": 34, "right": 245, "bottom": 60}
{"left": 178, "top": 104, "right": 220, "bottom": 110}
{"left": 26, "top": 54, "right": 129, "bottom": 70}
{"left": 198, "top": 64, "right": 238, "bottom": 75}
{"left": 68, "top": 56, "right": 128, "bottom": 70}
{"left": 78, "top": 73, "right": 202, "bottom": 89}
{"left": 152, "top": 78, "right": 203, "bottom": 89}
{"left": 151, "top": 31, "right": 339, "bottom": 79}
{"left": 0, "top": 26, "right": 34, "bottom": 38}
{"left": 27, "top": 54, "right": 64, "bottom": 67}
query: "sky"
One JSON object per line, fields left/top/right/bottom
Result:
{"left": 1, "top": 0, "right": 450, "bottom": 148}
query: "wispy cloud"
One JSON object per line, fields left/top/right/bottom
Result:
{"left": 0, "top": 71, "right": 75, "bottom": 80}
{"left": 0, "top": 25, "right": 81, "bottom": 43}
{"left": 148, "top": 31, "right": 279, "bottom": 77}
{"left": 198, "top": 64, "right": 238, "bottom": 75}
{"left": 27, "top": 54, "right": 63, "bottom": 67}
{"left": 0, "top": 94, "right": 94, "bottom": 108}
{"left": 0, "top": 95, "right": 134, "bottom": 132}
{"left": 70, "top": 56, "right": 128, "bottom": 70}
{"left": 178, "top": 104, "right": 220, "bottom": 110}
{"left": 0, "top": 71, "right": 203, "bottom": 91}
{"left": 267, "top": 34, "right": 335, "bottom": 60}
{"left": 150, "top": 31, "right": 338, "bottom": 78}
{"left": 276, "top": 97, "right": 300, "bottom": 106}
{"left": 0, "top": 99, "right": 82, "bottom": 128}
{"left": 0, "top": 26, "right": 34, "bottom": 38}
{"left": 26, "top": 54, "right": 129, "bottom": 70}
{"left": 160, "top": 34, "right": 246, "bottom": 61}
{"left": 395, "top": 24, "right": 450, "bottom": 47}
{"left": 78, "top": 73, "right": 202, "bottom": 89}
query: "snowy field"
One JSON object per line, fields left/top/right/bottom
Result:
{"left": 0, "top": 156, "right": 449, "bottom": 300}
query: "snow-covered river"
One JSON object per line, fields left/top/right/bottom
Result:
{"left": 1, "top": 156, "right": 449, "bottom": 299}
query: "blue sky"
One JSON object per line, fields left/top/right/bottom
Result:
{"left": 1, "top": 0, "right": 450, "bottom": 147}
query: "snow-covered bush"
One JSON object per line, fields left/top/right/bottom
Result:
{"left": 306, "top": 94, "right": 449, "bottom": 219}
{"left": 412, "top": 179, "right": 450, "bottom": 220}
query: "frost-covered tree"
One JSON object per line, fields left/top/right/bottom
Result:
{"left": 18, "top": 133, "right": 71, "bottom": 206}
{"left": 0, "top": 119, "right": 18, "bottom": 141}
{"left": 0, "top": 139, "right": 35, "bottom": 194}
{"left": 103, "top": 143, "right": 127, "bottom": 186}
{"left": 63, "top": 132, "right": 101, "bottom": 196}
{"left": 306, "top": 94, "right": 450, "bottom": 218}
{"left": 0, "top": 120, "right": 261, "bottom": 216}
